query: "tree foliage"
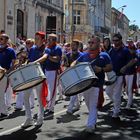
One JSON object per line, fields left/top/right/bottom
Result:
{"left": 129, "top": 24, "right": 139, "bottom": 31}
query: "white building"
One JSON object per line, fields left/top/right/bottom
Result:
{"left": 0, "top": 0, "right": 64, "bottom": 43}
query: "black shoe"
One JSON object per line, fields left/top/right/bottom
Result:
{"left": 45, "top": 111, "right": 54, "bottom": 116}
{"left": 14, "top": 108, "right": 22, "bottom": 111}
{"left": 0, "top": 113, "right": 8, "bottom": 119}
{"left": 112, "top": 116, "right": 120, "bottom": 121}
{"left": 44, "top": 109, "right": 49, "bottom": 113}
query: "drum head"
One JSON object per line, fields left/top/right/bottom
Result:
{"left": 64, "top": 78, "right": 97, "bottom": 96}
{"left": 13, "top": 77, "right": 46, "bottom": 92}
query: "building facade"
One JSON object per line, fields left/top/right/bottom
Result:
{"left": 111, "top": 7, "right": 129, "bottom": 42}
{"left": 87, "top": 0, "right": 112, "bottom": 38}
{"left": 63, "top": 0, "right": 112, "bottom": 44}
{"left": 64, "top": 0, "right": 93, "bottom": 44}
{"left": 0, "top": 0, "right": 64, "bottom": 43}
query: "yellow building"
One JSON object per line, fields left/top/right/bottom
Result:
{"left": 64, "top": 0, "right": 93, "bottom": 44}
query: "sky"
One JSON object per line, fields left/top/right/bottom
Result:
{"left": 112, "top": 0, "right": 140, "bottom": 27}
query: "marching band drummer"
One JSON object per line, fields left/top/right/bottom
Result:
{"left": 63, "top": 40, "right": 83, "bottom": 114}
{"left": 34, "top": 33, "right": 62, "bottom": 115}
{"left": 14, "top": 49, "right": 34, "bottom": 111}
{"left": 14, "top": 38, "right": 35, "bottom": 111}
{"left": 0, "top": 34, "right": 16, "bottom": 119}
{"left": 21, "top": 31, "right": 47, "bottom": 128}
{"left": 124, "top": 38, "right": 137, "bottom": 109}
{"left": 71, "top": 36, "right": 112, "bottom": 133}
{"left": 105, "top": 33, "right": 137, "bottom": 119}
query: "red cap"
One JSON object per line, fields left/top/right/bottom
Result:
{"left": 35, "top": 31, "right": 45, "bottom": 39}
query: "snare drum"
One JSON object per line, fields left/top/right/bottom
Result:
{"left": 105, "top": 71, "right": 117, "bottom": 85}
{"left": 8, "top": 63, "right": 46, "bottom": 92}
{"left": 59, "top": 62, "right": 98, "bottom": 96}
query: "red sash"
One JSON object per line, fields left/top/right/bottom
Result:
{"left": 41, "top": 81, "right": 48, "bottom": 107}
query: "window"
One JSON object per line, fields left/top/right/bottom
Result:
{"left": 73, "top": 10, "right": 81, "bottom": 25}
{"left": 73, "top": 0, "right": 84, "bottom": 2}
{"left": 17, "top": 9, "right": 24, "bottom": 38}
{"left": 47, "top": 0, "right": 52, "bottom": 3}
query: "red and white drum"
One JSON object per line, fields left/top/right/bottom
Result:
{"left": 8, "top": 63, "right": 46, "bottom": 92}
{"left": 59, "top": 62, "right": 98, "bottom": 96}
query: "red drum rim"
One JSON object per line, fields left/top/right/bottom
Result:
{"left": 13, "top": 78, "right": 46, "bottom": 92}
{"left": 64, "top": 78, "right": 97, "bottom": 96}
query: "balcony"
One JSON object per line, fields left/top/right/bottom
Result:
{"left": 36, "top": 0, "right": 63, "bottom": 14}
{"left": 70, "top": 0, "right": 86, "bottom": 5}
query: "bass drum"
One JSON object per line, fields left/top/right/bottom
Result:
{"left": 8, "top": 63, "right": 46, "bottom": 92}
{"left": 59, "top": 62, "right": 98, "bottom": 96}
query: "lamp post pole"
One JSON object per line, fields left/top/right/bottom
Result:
{"left": 71, "top": 0, "right": 74, "bottom": 41}
{"left": 115, "top": 5, "right": 127, "bottom": 33}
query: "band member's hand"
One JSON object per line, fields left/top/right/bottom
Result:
{"left": 0, "top": 67, "right": 6, "bottom": 73}
{"left": 94, "top": 66, "right": 102, "bottom": 73}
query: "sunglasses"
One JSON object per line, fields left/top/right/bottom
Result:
{"left": 113, "top": 39, "right": 120, "bottom": 42}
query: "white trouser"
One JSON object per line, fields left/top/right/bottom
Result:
{"left": 16, "top": 91, "right": 34, "bottom": 109}
{"left": 83, "top": 87, "right": 99, "bottom": 128}
{"left": 16, "top": 92, "right": 24, "bottom": 109}
{"left": 29, "top": 89, "right": 35, "bottom": 108}
{"left": 67, "top": 95, "right": 80, "bottom": 112}
{"left": 0, "top": 76, "right": 8, "bottom": 114}
{"left": 5, "top": 82, "right": 13, "bottom": 108}
{"left": 137, "top": 72, "right": 140, "bottom": 91}
{"left": 24, "top": 83, "right": 44, "bottom": 119}
{"left": 125, "top": 74, "right": 134, "bottom": 106}
{"left": 57, "top": 82, "right": 63, "bottom": 97}
{"left": 106, "top": 76, "right": 123, "bottom": 114}
{"left": 79, "top": 92, "right": 83, "bottom": 102}
{"left": 45, "top": 70, "right": 57, "bottom": 112}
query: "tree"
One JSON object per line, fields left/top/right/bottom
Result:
{"left": 129, "top": 24, "right": 139, "bottom": 31}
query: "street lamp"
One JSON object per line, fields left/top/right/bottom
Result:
{"left": 117, "top": 5, "right": 127, "bottom": 10}
{"left": 112, "top": 5, "right": 127, "bottom": 34}
{"left": 71, "top": 0, "right": 74, "bottom": 41}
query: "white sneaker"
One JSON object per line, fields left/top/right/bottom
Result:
{"left": 72, "top": 105, "right": 80, "bottom": 112}
{"left": 21, "top": 118, "right": 33, "bottom": 128}
{"left": 34, "top": 118, "right": 43, "bottom": 126}
{"left": 58, "top": 95, "right": 64, "bottom": 100}
{"left": 85, "top": 126, "right": 95, "bottom": 133}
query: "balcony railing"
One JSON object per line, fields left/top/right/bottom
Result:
{"left": 36, "top": 0, "right": 63, "bottom": 14}
{"left": 70, "top": 0, "right": 86, "bottom": 5}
